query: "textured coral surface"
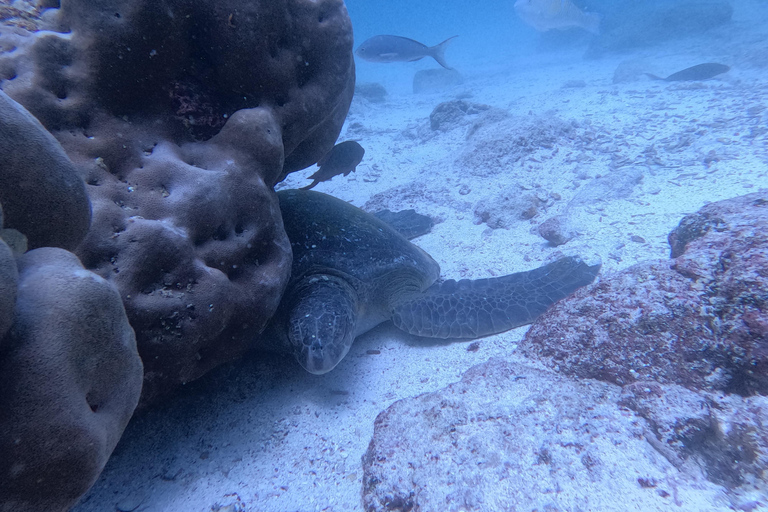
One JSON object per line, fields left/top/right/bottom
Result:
{"left": 0, "top": 90, "right": 90, "bottom": 250}
{"left": 0, "top": 236, "right": 16, "bottom": 342}
{"left": 0, "top": 1, "right": 355, "bottom": 509}
{"left": 0, "top": 0, "right": 355, "bottom": 406}
{"left": 0, "top": 248, "right": 143, "bottom": 512}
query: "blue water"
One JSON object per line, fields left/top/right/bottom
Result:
{"left": 346, "top": 0, "right": 749, "bottom": 89}
{"left": 347, "top": 0, "right": 523, "bottom": 68}
{"left": 348, "top": 0, "right": 529, "bottom": 80}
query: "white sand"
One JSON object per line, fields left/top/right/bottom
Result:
{"left": 73, "top": 2, "right": 768, "bottom": 511}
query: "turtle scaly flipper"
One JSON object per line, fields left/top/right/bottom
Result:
{"left": 391, "top": 256, "right": 600, "bottom": 339}
{"left": 286, "top": 275, "right": 359, "bottom": 374}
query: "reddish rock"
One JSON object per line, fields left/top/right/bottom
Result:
{"left": 538, "top": 214, "right": 575, "bottom": 246}
{"left": 521, "top": 191, "right": 768, "bottom": 396}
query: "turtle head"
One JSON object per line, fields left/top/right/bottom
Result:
{"left": 286, "top": 275, "right": 358, "bottom": 374}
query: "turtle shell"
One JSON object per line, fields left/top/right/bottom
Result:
{"left": 276, "top": 189, "right": 440, "bottom": 302}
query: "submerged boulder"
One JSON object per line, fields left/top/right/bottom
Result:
{"left": 521, "top": 191, "right": 768, "bottom": 396}
{"left": 362, "top": 194, "right": 768, "bottom": 510}
{"left": 362, "top": 359, "right": 728, "bottom": 511}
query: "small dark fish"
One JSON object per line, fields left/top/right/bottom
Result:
{"left": 300, "top": 141, "right": 365, "bottom": 191}
{"left": 355, "top": 35, "right": 458, "bottom": 70}
{"left": 645, "top": 63, "right": 730, "bottom": 82}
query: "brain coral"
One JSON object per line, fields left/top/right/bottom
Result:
{"left": 0, "top": 0, "right": 355, "bottom": 406}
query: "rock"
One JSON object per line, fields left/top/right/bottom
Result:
{"left": 585, "top": 0, "right": 733, "bottom": 57}
{"left": 561, "top": 79, "right": 586, "bottom": 88}
{"left": 0, "top": 90, "right": 91, "bottom": 251}
{"left": 429, "top": 100, "right": 490, "bottom": 131}
{"left": 362, "top": 181, "right": 468, "bottom": 218}
{"left": 613, "top": 59, "right": 653, "bottom": 84}
{"left": 362, "top": 358, "right": 727, "bottom": 511}
{"left": 666, "top": 194, "right": 768, "bottom": 258}
{"left": 0, "top": 0, "right": 356, "bottom": 406}
{"left": 569, "top": 167, "right": 644, "bottom": 207}
{"left": 355, "top": 82, "right": 387, "bottom": 103}
{"left": 0, "top": 248, "right": 143, "bottom": 512}
{"left": 521, "top": 191, "right": 768, "bottom": 396}
{"left": 413, "top": 68, "right": 464, "bottom": 94}
{"left": 538, "top": 215, "right": 576, "bottom": 246}
{"left": 456, "top": 112, "right": 583, "bottom": 178}
{"left": 619, "top": 382, "right": 768, "bottom": 490}
{"left": 474, "top": 184, "right": 542, "bottom": 229}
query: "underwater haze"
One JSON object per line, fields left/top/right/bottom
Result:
{"left": 349, "top": 0, "right": 751, "bottom": 90}
{"left": 78, "top": 0, "right": 768, "bottom": 509}
{"left": 2, "top": 0, "right": 767, "bottom": 511}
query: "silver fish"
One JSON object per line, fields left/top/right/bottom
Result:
{"left": 355, "top": 35, "right": 458, "bottom": 70}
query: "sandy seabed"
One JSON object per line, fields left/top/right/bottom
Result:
{"left": 73, "top": 4, "right": 768, "bottom": 512}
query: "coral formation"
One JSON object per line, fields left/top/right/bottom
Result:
{"left": 0, "top": 0, "right": 355, "bottom": 406}
{"left": 0, "top": 248, "right": 143, "bottom": 512}
{"left": 1, "top": 0, "right": 355, "bottom": 508}
{"left": 0, "top": 90, "right": 90, "bottom": 251}
{"left": 0, "top": 235, "right": 16, "bottom": 343}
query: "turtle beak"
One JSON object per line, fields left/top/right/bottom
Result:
{"left": 288, "top": 315, "right": 354, "bottom": 375}
{"left": 299, "top": 338, "right": 343, "bottom": 375}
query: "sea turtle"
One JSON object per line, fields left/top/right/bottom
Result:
{"left": 267, "top": 189, "right": 600, "bottom": 374}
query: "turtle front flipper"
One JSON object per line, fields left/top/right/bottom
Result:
{"left": 286, "top": 275, "right": 359, "bottom": 374}
{"left": 391, "top": 256, "right": 600, "bottom": 339}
